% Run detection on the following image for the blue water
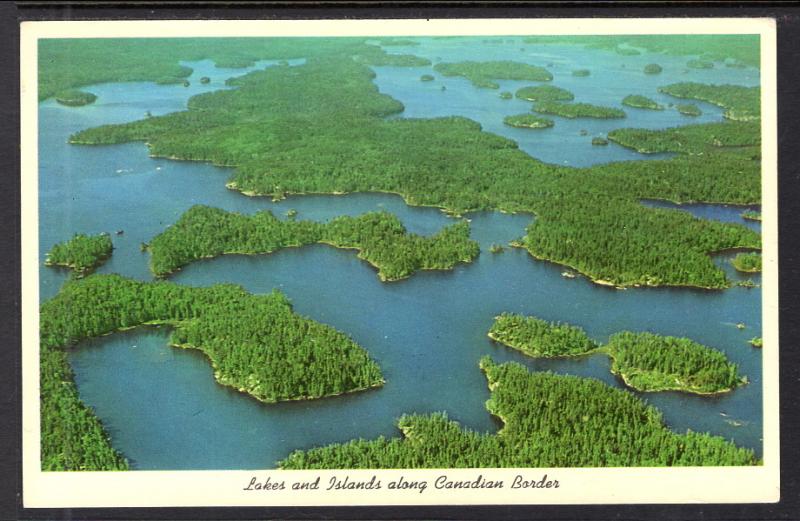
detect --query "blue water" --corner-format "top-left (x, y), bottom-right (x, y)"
top-left (39, 42), bottom-right (763, 469)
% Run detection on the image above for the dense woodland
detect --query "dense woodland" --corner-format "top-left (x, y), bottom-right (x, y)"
top-left (502, 114), bottom-right (554, 129)
top-left (489, 314), bottom-right (743, 393)
top-left (279, 358), bottom-right (757, 468)
top-left (148, 206), bottom-right (479, 281)
top-left (622, 94), bottom-right (664, 110)
top-left (69, 56), bottom-right (761, 289)
top-left (606, 332), bottom-right (744, 393)
top-left (676, 103), bottom-right (702, 117)
top-left (488, 313), bottom-right (599, 357)
top-left (731, 252), bottom-right (762, 273)
top-left (532, 101), bottom-right (626, 119)
top-left (658, 82), bottom-right (761, 121)
top-left (607, 121), bottom-right (760, 154)
top-left (45, 233), bottom-right (113, 274)
top-left (432, 61), bottom-right (552, 89)
top-left (40, 274), bottom-right (384, 469)
top-left (54, 89), bottom-right (97, 106)
top-left (515, 85), bottom-right (574, 102)
top-left (644, 64), bottom-right (663, 74)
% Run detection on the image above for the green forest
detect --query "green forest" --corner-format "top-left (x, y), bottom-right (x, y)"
top-left (515, 85), bottom-right (574, 102)
top-left (502, 114), bottom-right (554, 129)
top-left (148, 205), bottom-right (479, 281)
top-left (67, 55), bottom-right (761, 289)
top-left (607, 120), bottom-right (759, 154)
top-left (676, 103), bottom-right (702, 117)
top-left (40, 274), bottom-right (384, 469)
top-left (45, 233), bottom-right (113, 274)
top-left (432, 60), bottom-right (552, 89)
top-left (532, 101), bottom-right (626, 119)
top-left (731, 252), bottom-right (762, 273)
top-left (644, 63), bottom-right (663, 74)
top-left (658, 82), bottom-right (760, 121)
top-left (622, 94), bottom-right (664, 110)
top-left (54, 89), bottom-right (97, 106)
top-left (488, 313), bottom-right (599, 357)
top-left (489, 314), bottom-right (743, 394)
top-left (278, 358), bottom-right (757, 468)
top-left (742, 209), bottom-right (762, 221)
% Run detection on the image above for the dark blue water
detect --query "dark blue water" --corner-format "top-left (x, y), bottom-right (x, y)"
top-left (40, 44), bottom-right (763, 470)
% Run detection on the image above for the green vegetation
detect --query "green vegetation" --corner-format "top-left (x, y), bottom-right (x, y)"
top-left (54, 89), bottom-right (97, 106)
top-left (279, 358), bottom-right (757, 468)
top-left (749, 337), bottom-right (763, 348)
top-left (378, 38), bottom-right (419, 46)
top-left (644, 63), bottom-right (663, 74)
top-left (622, 94), bottom-right (664, 110)
top-left (489, 314), bottom-right (743, 394)
top-left (499, 91), bottom-right (512, 100)
top-left (607, 120), bottom-right (759, 155)
top-left (658, 82), bottom-right (760, 121)
top-left (572, 69), bottom-right (590, 77)
top-left (45, 233), bottom-right (112, 274)
top-left (737, 279), bottom-right (758, 288)
top-left (488, 313), bottom-right (599, 357)
top-left (591, 137), bottom-right (609, 146)
top-left (742, 209), bottom-right (761, 221)
top-left (147, 206), bottom-right (479, 281)
top-left (489, 244), bottom-right (504, 253)
top-left (199, 76), bottom-right (210, 84)
top-left (606, 332), bottom-right (744, 394)
top-left (420, 74), bottom-right (435, 82)
top-left (522, 35), bottom-right (759, 68)
top-left (532, 101), bottom-right (626, 119)
top-left (40, 274), bottom-right (384, 469)
top-left (502, 114), bottom-right (554, 129)
top-left (616, 46), bottom-right (641, 56)
top-left (433, 60), bottom-right (552, 89)
top-left (731, 252), bottom-right (762, 273)
top-left (69, 50), bottom-right (760, 290)
top-left (676, 103), bottom-right (702, 117)
top-left (514, 84), bottom-right (574, 102)
top-left (687, 59), bottom-right (714, 69)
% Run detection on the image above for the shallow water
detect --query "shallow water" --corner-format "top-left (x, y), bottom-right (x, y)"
top-left (40, 42), bottom-right (763, 469)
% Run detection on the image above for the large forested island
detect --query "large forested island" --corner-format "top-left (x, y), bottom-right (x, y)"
top-left (40, 274), bottom-right (384, 470)
top-left (67, 53), bottom-right (761, 289)
top-left (147, 205), bottom-right (479, 281)
top-left (432, 60), bottom-right (552, 89)
top-left (279, 358), bottom-right (757, 468)
top-left (45, 233), bottom-right (113, 274)
top-left (502, 114), bottom-right (554, 129)
top-left (531, 101), bottom-right (626, 119)
top-left (489, 314), bottom-right (743, 394)
top-left (658, 82), bottom-right (760, 121)
top-left (514, 85), bottom-right (574, 102)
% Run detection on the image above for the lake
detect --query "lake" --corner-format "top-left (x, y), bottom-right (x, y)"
top-left (39, 40), bottom-right (763, 469)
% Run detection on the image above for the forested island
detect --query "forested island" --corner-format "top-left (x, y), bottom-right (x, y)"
top-left (731, 252), bottom-right (762, 273)
top-left (591, 137), bottom-right (609, 146)
top-left (742, 210), bottom-right (762, 221)
top-left (499, 91), bottom-right (513, 100)
top-left (644, 63), bottom-right (663, 74)
top-left (676, 103), bottom-right (702, 117)
top-left (147, 205), bottom-right (479, 281)
top-left (67, 51), bottom-right (760, 290)
top-left (433, 60), bottom-right (552, 89)
top-left (45, 233), bottom-right (113, 275)
top-left (514, 85), bottom-right (574, 102)
top-left (532, 101), bottom-right (626, 119)
top-left (420, 74), bottom-right (435, 82)
top-left (659, 82), bottom-right (760, 121)
top-left (279, 358), bottom-right (757, 468)
top-left (54, 89), bottom-right (98, 106)
top-left (489, 314), bottom-right (743, 394)
top-left (607, 120), bottom-right (759, 154)
top-left (622, 94), bottom-right (664, 110)
top-left (40, 274), bottom-right (384, 470)
top-left (502, 114), bottom-right (554, 129)
top-left (571, 69), bottom-right (590, 77)
top-left (687, 59), bottom-right (715, 69)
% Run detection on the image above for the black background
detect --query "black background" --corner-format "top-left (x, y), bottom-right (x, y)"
top-left (3, 2), bottom-right (799, 520)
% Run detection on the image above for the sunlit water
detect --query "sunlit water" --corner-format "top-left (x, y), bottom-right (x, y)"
top-left (39, 44), bottom-right (763, 469)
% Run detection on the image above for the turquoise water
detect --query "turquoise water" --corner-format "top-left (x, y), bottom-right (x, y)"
top-left (40, 43), bottom-right (763, 469)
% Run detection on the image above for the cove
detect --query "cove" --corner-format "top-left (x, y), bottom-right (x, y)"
top-left (44, 45), bottom-right (762, 469)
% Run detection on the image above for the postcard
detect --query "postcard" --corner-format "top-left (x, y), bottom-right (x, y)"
top-left (21, 17), bottom-right (779, 508)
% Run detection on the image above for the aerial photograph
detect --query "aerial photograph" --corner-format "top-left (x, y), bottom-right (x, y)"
top-left (36, 33), bottom-right (764, 472)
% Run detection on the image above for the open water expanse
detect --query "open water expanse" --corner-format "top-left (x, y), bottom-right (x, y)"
top-left (38, 40), bottom-right (763, 469)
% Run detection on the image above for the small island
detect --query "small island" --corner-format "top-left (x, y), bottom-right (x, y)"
top-left (489, 244), bottom-right (504, 253)
top-left (591, 137), bottom-right (609, 146)
top-left (499, 91), bottom-right (513, 99)
top-left (503, 114), bottom-right (555, 129)
top-left (731, 252), bottom-right (762, 273)
top-left (658, 82), bottom-right (760, 121)
top-left (489, 314), bottom-right (745, 395)
top-left (676, 103), bottom-right (703, 116)
top-left (54, 89), bottom-right (98, 107)
top-left (749, 337), bottom-right (763, 348)
top-left (278, 358), bottom-right (757, 469)
top-left (199, 76), bottom-right (211, 84)
top-left (644, 63), bottom-right (663, 74)
top-left (532, 101), bottom-right (626, 119)
top-left (741, 209), bottom-right (762, 221)
top-left (420, 74), bottom-right (435, 82)
top-left (687, 59), bottom-right (715, 69)
top-left (622, 94), bottom-right (664, 110)
top-left (433, 60), bottom-right (552, 89)
top-left (147, 205), bottom-right (480, 282)
top-left (572, 69), bottom-right (590, 77)
top-left (514, 84), bottom-right (574, 102)
top-left (45, 233), bottom-right (113, 275)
